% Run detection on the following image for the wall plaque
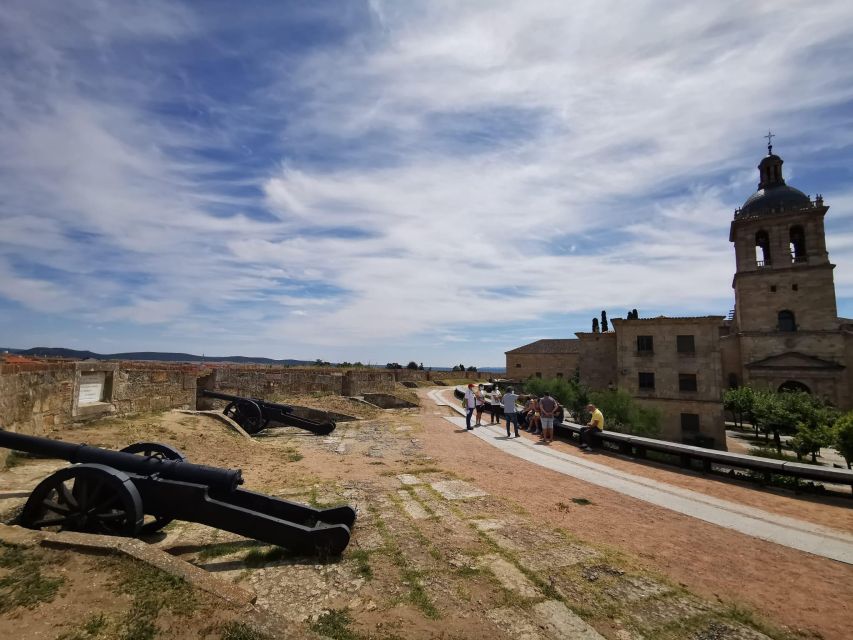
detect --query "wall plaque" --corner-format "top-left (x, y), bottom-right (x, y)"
top-left (78, 372), bottom-right (106, 405)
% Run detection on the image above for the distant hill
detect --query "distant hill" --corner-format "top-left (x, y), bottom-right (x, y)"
top-left (0, 347), bottom-right (313, 366)
top-left (1, 347), bottom-right (504, 371)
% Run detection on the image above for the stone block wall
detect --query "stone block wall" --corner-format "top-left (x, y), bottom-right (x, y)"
top-left (0, 362), bottom-right (76, 437)
top-left (577, 332), bottom-right (617, 391)
top-left (211, 366), bottom-right (346, 398)
top-left (506, 353), bottom-right (579, 380)
top-left (111, 362), bottom-right (200, 415)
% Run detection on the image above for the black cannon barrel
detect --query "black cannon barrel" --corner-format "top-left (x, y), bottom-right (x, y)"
top-left (0, 429), bottom-right (242, 492)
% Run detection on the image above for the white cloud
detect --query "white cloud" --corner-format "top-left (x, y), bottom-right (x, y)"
top-left (1, 1), bottom-right (853, 364)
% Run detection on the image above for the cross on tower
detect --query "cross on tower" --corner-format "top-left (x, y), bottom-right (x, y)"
top-left (765, 130), bottom-right (775, 154)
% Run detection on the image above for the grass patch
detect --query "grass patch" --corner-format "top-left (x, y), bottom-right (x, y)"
top-left (348, 549), bottom-right (374, 580)
top-left (0, 542), bottom-right (65, 614)
top-left (310, 608), bottom-right (359, 640)
top-left (219, 621), bottom-right (273, 640)
top-left (748, 446), bottom-right (801, 463)
top-left (243, 546), bottom-right (296, 567)
top-left (57, 613), bottom-right (110, 639)
top-left (197, 540), bottom-right (261, 561)
top-left (2, 450), bottom-right (32, 469)
top-left (369, 505), bottom-right (440, 620)
top-left (283, 447), bottom-right (303, 462)
top-left (103, 555), bottom-right (198, 639)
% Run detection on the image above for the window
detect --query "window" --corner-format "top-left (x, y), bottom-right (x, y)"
top-left (778, 310), bottom-right (796, 332)
top-left (535, 372), bottom-right (542, 378)
top-left (679, 373), bottom-right (698, 392)
top-left (727, 373), bottom-right (739, 389)
top-left (789, 225), bottom-right (806, 262)
top-left (681, 413), bottom-right (700, 433)
top-left (515, 363), bottom-right (521, 368)
top-left (556, 372), bottom-right (564, 378)
top-left (676, 335), bottom-right (695, 353)
top-left (755, 230), bottom-right (771, 266)
top-left (638, 372), bottom-right (655, 389)
top-left (770, 285), bottom-right (777, 292)
top-left (637, 335), bottom-right (654, 353)
top-left (792, 284), bottom-right (798, 291)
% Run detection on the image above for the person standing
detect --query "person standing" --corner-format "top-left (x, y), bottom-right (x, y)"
top-left (474, 385), bottom-right (486, 426)
top-left (580, 403), bottom-right (604, 451)
top-left (489, 386), bottom-right (502, 424)
top-left (502, 387), bottom-right (520, 438)
top-left (539, 392), bottom-right (558, 445)
top-left (464, 384), bottom-right (476, 430)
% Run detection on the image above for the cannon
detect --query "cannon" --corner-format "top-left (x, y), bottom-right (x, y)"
top-left (0, 429), bottom-right (355, 555)
top-left (199, 390), bottom-right (336, 436)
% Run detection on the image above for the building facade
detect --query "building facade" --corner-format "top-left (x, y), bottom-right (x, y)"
top-left (505, 146), bottom-right (853, 449)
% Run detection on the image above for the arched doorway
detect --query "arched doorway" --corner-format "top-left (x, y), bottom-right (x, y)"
top-left (778, 380), bottom-right (810, 393)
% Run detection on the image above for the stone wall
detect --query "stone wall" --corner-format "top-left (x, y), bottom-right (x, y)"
top-left (734, 265), bottom-right (838, 332)
top-left (612, 317), bottom-right (725, 447)
top-left (506, 353), bottom-right (579, 380)
top-left (634, 397), bottom-right (726, 447)
top-left (0, 362), bottom-right (75, 438)
top-left (577, 332), bottom-right (617, 391)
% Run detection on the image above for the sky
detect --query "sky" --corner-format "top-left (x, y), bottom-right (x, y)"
top-left (1, 1), bottom-right (853, 367)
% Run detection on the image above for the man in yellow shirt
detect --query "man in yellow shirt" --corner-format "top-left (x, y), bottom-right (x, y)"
top-left (580, 403), bottom-right (604, 451)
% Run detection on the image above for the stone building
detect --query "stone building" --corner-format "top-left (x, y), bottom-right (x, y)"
top-left (505, 144), bottom-right (853, 448)
top-left (505, 339), bottom-right (579, 380)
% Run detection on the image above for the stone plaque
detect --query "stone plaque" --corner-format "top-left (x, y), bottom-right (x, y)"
top-left (78, 372), bottom-right (106, 405)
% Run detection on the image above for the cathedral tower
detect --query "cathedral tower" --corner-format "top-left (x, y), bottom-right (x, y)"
top-left (723, 137), bottom-right (848, 402)
top-left (730, 141), bottom-right (836, 333)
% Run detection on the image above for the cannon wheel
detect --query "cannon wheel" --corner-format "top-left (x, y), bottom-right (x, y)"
top-left (223, 399), bottom-right (266, 434)
top-left (120, 442), bottom-right (186, 534)
top-left (20, 463), bottom-right (143, 536)
top-left (120, 441), bottom-right (187, 462)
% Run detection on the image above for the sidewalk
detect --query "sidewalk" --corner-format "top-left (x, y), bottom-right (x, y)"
top-left (428, 388), bottom-right (853, 565)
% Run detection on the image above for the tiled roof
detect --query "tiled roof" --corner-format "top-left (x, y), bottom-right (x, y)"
top-left (505, 339), bottom-right (580, 355)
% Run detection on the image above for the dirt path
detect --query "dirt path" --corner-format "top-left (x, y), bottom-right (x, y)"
top-left (417, 388), bottom-right (853, 639)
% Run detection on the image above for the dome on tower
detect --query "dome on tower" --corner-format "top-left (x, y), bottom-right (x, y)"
top-left (736, 145), bottom-right (812, 219)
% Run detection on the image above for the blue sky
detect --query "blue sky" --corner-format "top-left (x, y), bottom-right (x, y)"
top-left (1, 1), bottom-right (853, 367)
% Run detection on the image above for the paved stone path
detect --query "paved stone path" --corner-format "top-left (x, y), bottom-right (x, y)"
top-left (427, 389), bottom-right (853, 565)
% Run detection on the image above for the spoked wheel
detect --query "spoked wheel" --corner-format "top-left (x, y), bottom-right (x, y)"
top-left (20, 464), bottom-right (143, 536)
top-left (223, 399), bottom-right (266, 434)
top-left (120, 441), bottom-right (187, 462)
top-left (119, 442), bottom-right (186, 534)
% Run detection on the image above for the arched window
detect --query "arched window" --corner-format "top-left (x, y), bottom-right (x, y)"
top-left (789, 225), bottom-right (806, 262)
top-left (779, 380), bottom-right (810, 393)
top-left (755, 230), bottom-right (771, 266)
top-left (778, 310), bottom-right (796, 332)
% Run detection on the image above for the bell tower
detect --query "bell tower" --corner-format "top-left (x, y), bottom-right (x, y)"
top-left (729, 138), bottom-right (836, 333)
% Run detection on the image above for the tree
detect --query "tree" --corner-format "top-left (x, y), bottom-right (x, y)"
top-left (406, 361), bottom-right (418, 370)
top-left (588, 388), bottom-right (661, 437)
top-left (790, 421), bottom-right (833, 463)
top-left (832, 412), bottom-right (853, 469)
top-left (385, 362), bottom-right (401, 369)
top-left (601, 310), bottom-right (608, 332)
top-left (466, 366), bottom-right (478, 372)
top-left (722, 387), bottom-right (756, 431)
top-left (592, 318), bottom-right (599, 333)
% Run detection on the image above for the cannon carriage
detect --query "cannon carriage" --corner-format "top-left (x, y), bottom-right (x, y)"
top-left (0, 429), bottom-right (355, 555)
top-left (199, 389), bottom-right (337, 436)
